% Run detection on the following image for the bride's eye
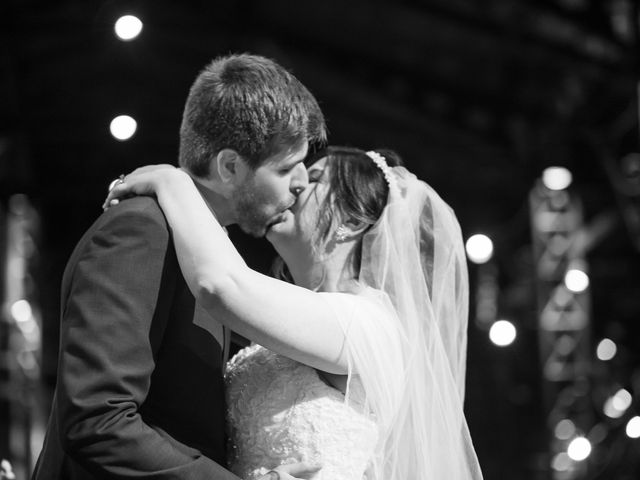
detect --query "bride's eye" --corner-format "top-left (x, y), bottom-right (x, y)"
top-left (308, 170), bottom-right (322, 183)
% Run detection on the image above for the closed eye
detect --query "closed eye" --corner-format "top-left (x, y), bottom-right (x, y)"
top-left (308, 170), bottom-right (323, 183)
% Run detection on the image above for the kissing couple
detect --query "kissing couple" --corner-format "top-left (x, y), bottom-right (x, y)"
top-left (33, 53), bottom-right (483, 480)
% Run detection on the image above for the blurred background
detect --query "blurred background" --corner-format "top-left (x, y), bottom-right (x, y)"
top-left (1, 0), bottom-right (639, 479)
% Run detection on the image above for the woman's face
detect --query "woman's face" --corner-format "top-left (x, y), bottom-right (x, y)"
top-left (266, 156), bottom-right (334, 256)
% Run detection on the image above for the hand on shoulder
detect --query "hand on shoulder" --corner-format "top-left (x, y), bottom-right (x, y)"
top-left (102, 164), bottom-right (189, 210)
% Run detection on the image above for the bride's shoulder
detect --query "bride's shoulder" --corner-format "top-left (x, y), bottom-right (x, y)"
top-left (318, 287), bottom-right (393, 320)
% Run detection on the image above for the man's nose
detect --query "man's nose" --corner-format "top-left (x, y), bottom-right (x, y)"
top-left (290, 163), bottom-right (309, 196)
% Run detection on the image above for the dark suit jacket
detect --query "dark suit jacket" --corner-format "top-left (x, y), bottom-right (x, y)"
top-left (32, 197), bottom-right (240, 479)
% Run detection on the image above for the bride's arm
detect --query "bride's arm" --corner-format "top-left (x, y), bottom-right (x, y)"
top-left (108, 168), bottom-right (349, 374)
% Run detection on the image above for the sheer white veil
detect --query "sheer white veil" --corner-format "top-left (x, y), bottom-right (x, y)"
top-left (344, 163), bottom-right (483, 479)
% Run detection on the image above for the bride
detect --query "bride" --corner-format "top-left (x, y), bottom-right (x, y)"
top-left (105, 146), bottom-right (483, 480)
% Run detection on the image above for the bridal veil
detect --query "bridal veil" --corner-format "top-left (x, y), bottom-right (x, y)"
top-left (335, 165), bottom-right (483, 479)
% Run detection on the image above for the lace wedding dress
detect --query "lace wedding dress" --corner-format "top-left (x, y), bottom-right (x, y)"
top-left (225, 343), bottom-right (378, 480)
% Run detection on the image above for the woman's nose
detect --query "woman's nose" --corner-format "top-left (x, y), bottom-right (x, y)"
top-left (290, 164), bottom-right (309, 195)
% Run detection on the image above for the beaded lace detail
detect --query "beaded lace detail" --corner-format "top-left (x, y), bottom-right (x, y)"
top-left (225, 344), bottom-right (378, 480)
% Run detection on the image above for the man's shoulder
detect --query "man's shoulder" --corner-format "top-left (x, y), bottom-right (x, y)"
top-left (75, 197), bottom-right (170, 251)
top-left (98, 196), bottom-right (168, 229)
top-left (62, 197), bottom-right (174, 291)
top-left (110, 196), bottom-right (166, 219)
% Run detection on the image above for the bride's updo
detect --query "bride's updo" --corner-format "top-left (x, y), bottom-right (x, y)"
top-left (313, 146), bottom-right (403, 246)
top-left (273, 146), bottom-right (404, 281)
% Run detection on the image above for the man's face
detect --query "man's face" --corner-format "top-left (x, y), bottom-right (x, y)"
top-left (232, 140), bottom-right (309, 237)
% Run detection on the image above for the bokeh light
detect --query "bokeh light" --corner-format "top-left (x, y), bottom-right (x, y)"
top-left (604, 388), bottom-right (632, 418)
top-left (542, 166), bottom-right (573, 191)
top-left (604, 397), bottom-right (625, 418)
top-left (114, 15), bottom-right (143, 41)
top-left (567, 437), bottom-right (591, 461)
top-left (11, 299), bottom-right (32, 323)
top-left (612, 388), bottom-right (633, 411)
top-left (110, 115), bottom-right (137, 141)
top-left (626, 416), bottom-right (640, 439)
top-left (551, 452), bottom-right (572, 472)
top-left (554, 419), bottom-right (576, 440)
top-left (596, 338), bottom-right (617, 361)
top-left (465, 234), bottom-right (493, 264)
top-left (489, 320), bottom-right (516, 347)
top-left (564, 268), bottom-right (589, 293)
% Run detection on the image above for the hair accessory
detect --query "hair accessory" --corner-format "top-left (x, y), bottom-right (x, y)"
top-left (335, 224), bottom-right (349, 242)
top-left (366, 151), bottom-right (400, 198)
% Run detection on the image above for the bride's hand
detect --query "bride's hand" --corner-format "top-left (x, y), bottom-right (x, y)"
top-left (102, 164), bottom-right (184, 210)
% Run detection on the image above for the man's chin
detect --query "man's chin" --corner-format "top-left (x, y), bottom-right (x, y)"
top-left (265, 212), bottom-right (295, 238)
top-left (236, 221), bottom-right (269, 238)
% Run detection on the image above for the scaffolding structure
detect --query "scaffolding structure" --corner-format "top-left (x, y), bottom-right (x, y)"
top-left (529, 179), bottom-right (593, 479)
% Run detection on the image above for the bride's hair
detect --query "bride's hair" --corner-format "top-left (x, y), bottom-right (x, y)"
top-left (272, 146), bottom-right (404, 282)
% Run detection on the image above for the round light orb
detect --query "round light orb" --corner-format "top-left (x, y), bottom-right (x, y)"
top-left (596, 338), bottom-right (617, 361)
top-left (465, 234), bottom-right (494, 264)
top-left (554, 419), bottom-right (576, 440)
top-left (603, 396), bottom-right (625, 419)
top-left (612, 388), bottom-right (632, 412)
top-left (110, 115), bottom-right (137, 141)
top-left (626, 416), bottom-right (640, 439)
top-left (551, 452), bottom-right (572, 472)
top-left (114, 15), bottom-right (143, 41)
top-left (489, 320), bottom-right (516, 347)
top-left (567, 436), bottom-right (591, 461)
top-left (542, 166), bottom-right (573, 191)
top-left (564, 268), bottom-right (589, 293)
top-left (11, 299), bottom-right (32, 323)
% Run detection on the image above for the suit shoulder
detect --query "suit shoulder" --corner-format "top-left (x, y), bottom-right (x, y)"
top-left (111, 196), bottom-right (167, 222)
top-left (100, 196), bottom-right (168, 229)
top-left (79, 197), bottom-right (171, 249)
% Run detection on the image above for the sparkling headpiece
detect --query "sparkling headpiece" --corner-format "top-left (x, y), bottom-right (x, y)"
top-left (366, 151), bottom-right (400, 198)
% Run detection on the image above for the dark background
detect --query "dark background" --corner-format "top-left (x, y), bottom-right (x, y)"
top-left (1, 1), bottom-right (640, 478)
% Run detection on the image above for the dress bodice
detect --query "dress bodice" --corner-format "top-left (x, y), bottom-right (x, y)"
top-left (225, 344), bottom-right (378, 480)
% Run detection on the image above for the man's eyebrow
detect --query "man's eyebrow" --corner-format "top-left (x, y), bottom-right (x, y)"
top-left (279, 155), bottom-right (302, 168)
top-left (288, 157), bottom-right (305, 168)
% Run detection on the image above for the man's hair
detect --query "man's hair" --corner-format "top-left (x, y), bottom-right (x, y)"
top-left (179, 53), bottom-right (326, 176)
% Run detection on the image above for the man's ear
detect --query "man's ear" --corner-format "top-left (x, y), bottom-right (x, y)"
top-left (215, 149), bottom-right (247, 184)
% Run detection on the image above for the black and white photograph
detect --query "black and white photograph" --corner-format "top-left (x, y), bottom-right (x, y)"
top-left (1, 1), bottom-right (639, 479)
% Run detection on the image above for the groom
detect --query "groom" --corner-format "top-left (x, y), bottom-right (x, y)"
top-left (33, 54), bottom-right (326, 479)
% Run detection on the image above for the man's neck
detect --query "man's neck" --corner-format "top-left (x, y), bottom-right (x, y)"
top-left (190, 175), bottom-right (235, 227)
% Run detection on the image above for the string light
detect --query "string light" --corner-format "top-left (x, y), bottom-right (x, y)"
top-left (465, 234), bottom-right (493, 264)
top-left (114, 15), bottom-right (143, 41)
top-left (542, 166), bottom-right (573, 191)
top-left (564, 268), bottom-right (589, 293)
top-left (110, 115), bottom-right (137, 141)
top-left (612, 388), bottom-right (632, 411)
top-left (551, 452), bottom-right (572, 472)
top-left (554, 419), bottom-right (576, 440)
top-left (626, 416), bottom-right (640, 439)
top-left (596, 338), bottom-right (617, 361)
top-left (604, 389), bottom-right (632, 418)
top-left (489, 320), bottom-right (516, 347)
top-left (11, 299), bottom-right (32, 323)
top-left (567, 436), bottom-right (591, 461)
